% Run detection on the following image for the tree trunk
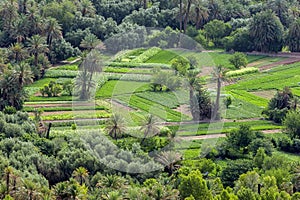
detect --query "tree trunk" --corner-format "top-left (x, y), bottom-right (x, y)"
top-left (179, 0), bottom-right (183, 33)
top-left (183, 0), bottom-right (192, 33)
top-left (213, 77), bottom-right (221, 120)
top-left (46, 123), bottom-right (52, 139)
top-left (195, 7), bottom-right (201, 29)
top-left (143, 0), bottom-right (147, 9)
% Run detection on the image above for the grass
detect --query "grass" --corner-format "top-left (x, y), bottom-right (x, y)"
top-left (44, 70), bottom-right (78, 78)
top-left (96, 80), bottom-right (151, 98)
top-left (116, 94), bottom-right (191, 122)
top-left (225, 98), bottom-right (264, 119)
top-left (28, 96), bottom-right (73, 102)
top-left (227, 90), bottom-right (269, 108)
top-left (39, 110), bottom-right (111, 120)
top-left (27, 78), bottom-right (56, 88)
top-left (23, 105), bottom-right (108, 112)
top-left (52, 64), bottom-right (79, 71)
top-left (173, 120), bottom-right (282, 136)
top-left (136, 91), bottom-right (189, 109)
top-left (146, 50), bottom-right (179, 64)
top-left (226, 63), bottom-right (300, 92)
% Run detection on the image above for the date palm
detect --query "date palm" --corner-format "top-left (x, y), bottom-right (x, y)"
top-left (96, 174), bottom-right (126, 190)
top-left (80, 33), bottom-right (104, 51)
top-left (72, 167), bottom-right (89, 185)
top-left (193, 1), bottom-right (209, 29)
top-left (156, 151), bottom-right (182, 175)
top-left (80, 0), bottom-right (96, 17)
top-left (0, 0), bottom-right (18, 32)
top-left (13, 62), bottom-right (34, 88)
top-left (44, 17), bottom-right (62, 49)
top-left (12, 14), bottom-right (29, 43)
top-left (105, 113), bottom-right (126, 140)
top-left (3, 166), bottom-right (14, 195)
top-left (140, 114), bottom-right (160, 144)
top-left (27, 35), bottom-right (49, 67)
top-left (9, 43), bottom-right (27, 63)
top-left (212, 65), bottom-right (226, 120)
top-left (75, 70), bottom-right (95, 100)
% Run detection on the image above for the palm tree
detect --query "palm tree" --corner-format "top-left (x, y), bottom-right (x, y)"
top-left (96, 174), bottom-right (126, 190)
top-left (0, 0), bottom-right (18, 32)
top-left (72, 167), bottom-right (89, 185)
top-left (27, 35), bottom-right (49, 67)
top-left (193, 1), bottom-right (209, 29)
top-left (13, 62), bottom-right (34, 88)
top-left (81, 50), bottom-right (103, 94)
top-left (75, 70), bottom-right (95, 100)
top-left (105, 114), bottom-right (126, 140)
top-left (183, 0), bottom-right (193, 33)
top-left (3, 167), bottom-right (13, 195)
top-left (44, 17), bottom-right (62, 49)
top-left (80, 0), bottom-right (96, 17)
top-left (12, 14), bottom-right (29, 43)
top-left (80, 33), bottom-right (104, 51)
top-left (140, 114), bottom-right (160, 144)
top-left (9, 43), bottom-right (27, 63)
top-left (156, 151), bottom-right (182, 175)
top-left (212, 65), bottom-right (226, 120)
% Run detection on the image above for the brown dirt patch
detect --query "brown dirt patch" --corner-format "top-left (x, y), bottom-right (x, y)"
top-left (251, 90), bottom-right (277, 100)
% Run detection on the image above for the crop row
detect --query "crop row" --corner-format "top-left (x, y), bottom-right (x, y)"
top-left (131, 47), bottom-right (161, 63)
top-left (44, 70), bottom-right (78, 78)
top-left (136, 91), bottom-right (189, 109)
top-left (108, 62), bottom-right (171, 69)
top-left (117, 95), bottom-right (190, 122)
top-left (24, 105), bottom-right (108, 112)
top-left (40, 110), bottom-right (111, 121)
top-left (171, 120), bottom-right (282, 136)
top-left (227, 63), bottom-right (300, 91)
top-left (227, 90), bottom-right (269, 107)
top-left (53, 64), bottom-right (79, 71)
top-left (225, 67), bottom-right (258, 77)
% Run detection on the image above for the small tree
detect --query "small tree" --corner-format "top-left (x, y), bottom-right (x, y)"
top-left (283, 111), bottom-right (300, 139)
top-left (229, 52), bottom-right (248, 69)
top-left (224, 96), bottom-right (232, 108)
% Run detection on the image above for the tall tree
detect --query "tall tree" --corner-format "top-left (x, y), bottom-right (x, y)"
top-left (44, 17), bottom-right (62, 50)
top-left (27, 35), bottom-right (49, 67)
top-left (249, 10), bottom-right (284, 52)
top-left (72, 167), bottom-right (89, 185)
top-left (286, 18), bottom-right (300, 52)
top-left (140, 114), bottom-right (160, 144)
top-left (156, 151), bottom-right (182, 175)
top-left (105, 114), bottom-right (126, 140)
top-left (212, 65), bottom-right (226, 120)
top-left (8, 43), bottom-right (27, 63)
top-left (13, 62), bottom-right (33, 88)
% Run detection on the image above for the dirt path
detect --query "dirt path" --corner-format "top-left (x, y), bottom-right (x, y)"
top-left (180, 129), bottom-right (282, 141)
top-left (259, 57), bottom-right (300, 71)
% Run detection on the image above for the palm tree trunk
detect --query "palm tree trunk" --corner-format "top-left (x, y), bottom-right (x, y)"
top-left (179, 0), bottom-right (183, 33)
top-left (143, 0), bottom-right (147, 9)
top-left (195, 7), bottom-right (201, 29)
top-left (213, 78), bottom-right (221, 120)
top-left (183, 0), bottom-right (192, 33)
top-left (34, 53), bottom-right (38, 67)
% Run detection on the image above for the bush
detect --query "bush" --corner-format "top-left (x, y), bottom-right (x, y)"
top-left (229, 52), bottom-right (248, 69)
top-left (225, 67), bottom-right (258, 77)
top-left (3, 106), bottom-right (17, 115)
top-left (4, 123), bottom-right (24, 137)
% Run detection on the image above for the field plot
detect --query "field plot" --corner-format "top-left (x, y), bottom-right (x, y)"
top-left (226, 63), bottom-right (300, 92)
top-left (116, 94), bottom-right (191, 122)
top-left (173, 120), bottom-right (282, 136)
top-left (96, 80), bottom-right (150, 98)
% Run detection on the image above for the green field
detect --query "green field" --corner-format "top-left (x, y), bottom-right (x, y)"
top-left (96, 80), bottom-right (150, 98)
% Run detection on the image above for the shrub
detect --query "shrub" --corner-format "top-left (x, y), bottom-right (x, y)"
top-left (3, 106), bottom-right (17, 115)
top-left (225, 67), bottom-right (258, 77)
top-left (229, 52), bottom-right (248, 69)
